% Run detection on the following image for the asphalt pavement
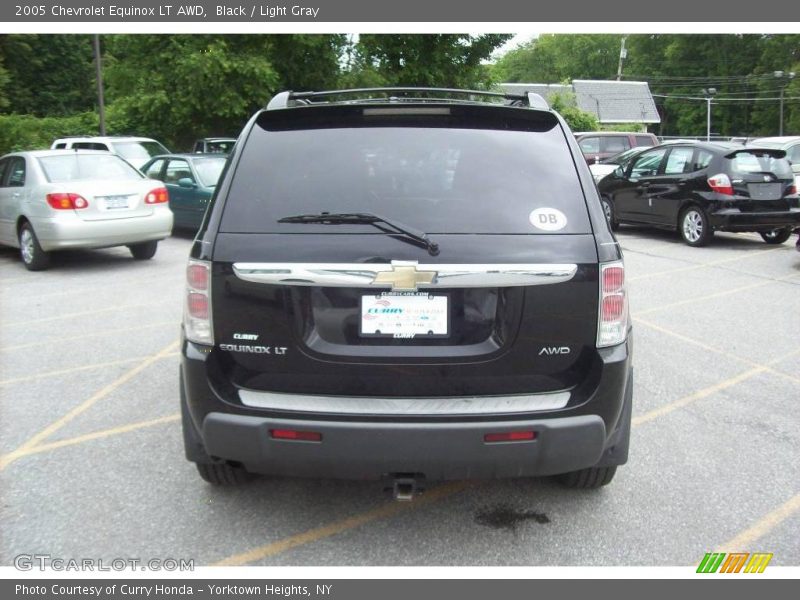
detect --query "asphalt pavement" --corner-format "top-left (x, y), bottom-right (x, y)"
top-left (1, 227), bottom-right (798, 567)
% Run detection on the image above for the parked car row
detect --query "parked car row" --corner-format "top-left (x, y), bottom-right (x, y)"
top-left (589, 138), bottom-right (800, 247)
top-left (0, 134), bottom-right (235, 270)
top-left (0, 150), bottom-right (174, 270)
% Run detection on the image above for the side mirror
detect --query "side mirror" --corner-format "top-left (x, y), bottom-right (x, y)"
top-left (177, 177), bottom-right (196, 188)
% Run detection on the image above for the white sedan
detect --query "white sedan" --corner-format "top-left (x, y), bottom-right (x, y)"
top-left (0, 150), bottom-right (173, 271)
top-left (589, 146), bottom-right (652, 183)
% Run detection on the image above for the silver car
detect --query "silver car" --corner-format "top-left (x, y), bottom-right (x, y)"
top-left (0, 150), bottom-right (174, 271)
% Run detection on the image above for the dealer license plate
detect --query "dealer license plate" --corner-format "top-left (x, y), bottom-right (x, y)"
top-left (360, 293), bottom-right (448, 338)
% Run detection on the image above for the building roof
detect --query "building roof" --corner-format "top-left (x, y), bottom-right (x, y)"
top-left (499, 83), bottom-right (572, 102)
top-left (499, 80), bottom-right (661, 124)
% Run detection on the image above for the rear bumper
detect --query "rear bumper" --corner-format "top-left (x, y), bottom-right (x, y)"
top-left (181, 335), bottom-right (633, 480)
top-left (200, 413), bottom-right (606, 480)
top-left (32, 209), bottom-right (173, 251)
top-left (709, 208), bottom-right (800, 232)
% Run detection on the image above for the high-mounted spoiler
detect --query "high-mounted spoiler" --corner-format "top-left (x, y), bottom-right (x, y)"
top-left (266, 87), bottom-right (550, 111)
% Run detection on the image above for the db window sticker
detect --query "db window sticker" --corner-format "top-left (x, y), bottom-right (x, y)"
top-left (529, 208), bottom-right (568, 231)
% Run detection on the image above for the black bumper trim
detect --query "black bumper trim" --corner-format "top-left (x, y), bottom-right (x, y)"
top-left (201, 412), bottom-right (606, 480)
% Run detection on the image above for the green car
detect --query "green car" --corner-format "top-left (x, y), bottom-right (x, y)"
top-left (141, 153), bottom-right (227, 231)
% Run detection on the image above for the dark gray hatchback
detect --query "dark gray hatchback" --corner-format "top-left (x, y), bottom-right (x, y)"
top-left (180, 88), bottom-right (633, 495)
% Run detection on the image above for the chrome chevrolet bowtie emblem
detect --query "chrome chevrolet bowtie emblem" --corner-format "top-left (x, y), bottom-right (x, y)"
top-left (372, 261), bottom-right (437, 291)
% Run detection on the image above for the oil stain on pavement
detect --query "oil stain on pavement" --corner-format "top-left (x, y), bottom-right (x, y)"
top-left (475, 504), bottom-right (550, 531)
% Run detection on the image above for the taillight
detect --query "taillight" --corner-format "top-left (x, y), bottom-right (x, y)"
top-left (788, 184), bottom-right (797, 195)
top-left (184, 260), bottom-right (213, 344)
top-left (707, 173), bottom-right (734, 196)
top-left (145, 187), bottom-right (169, 204)
top-left (46, 193), bottom-right (89, 210)
top-left (597, 261), bottom-right (628, 348)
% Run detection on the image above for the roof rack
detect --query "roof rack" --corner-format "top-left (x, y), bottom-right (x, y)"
top-left (266, 87), bottom-right (549, 111)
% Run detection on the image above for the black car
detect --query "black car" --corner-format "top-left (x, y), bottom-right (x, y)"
top-left (180, 88), bottom-right (633, 494)
top-left (192, 137), bottom-right (237, 154)
top-left (597, 142), bottom-right (800, 246)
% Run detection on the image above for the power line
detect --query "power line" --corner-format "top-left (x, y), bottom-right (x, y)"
top-left (653, 93), bottom-right (800, 102)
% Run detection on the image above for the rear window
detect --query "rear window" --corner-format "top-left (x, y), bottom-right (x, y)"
top-left (111, 141), bottom-right (170, 160)
top-left (600, 136), bottom-right (630, 153)
top-left (221, 111), bottom-right (591, 235)
top-left (38, 154), bottom-right (143, 182)
top-left (726, 151), bottom-right (793, 180)
top-left (193, 157), bottom-right (226, 187)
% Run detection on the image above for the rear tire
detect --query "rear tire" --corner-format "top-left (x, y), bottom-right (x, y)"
top-left (601, 197), bottom-right (619, 231)
top-left (556, 466), bottom-right (617, 489)
top-left (128, 240), bottom-right (158, 260)
top-left (679, 207), bottom-right (712, 247)
top-left (18, 222), bottom-right (51, 271)
top-left (759, 228), bottom-right (792, 244)
top-left (196, 462), bottom-right (253, 486)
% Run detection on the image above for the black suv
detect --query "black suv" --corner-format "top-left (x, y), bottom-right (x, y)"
top-left (597, 142), bottom-right (800, 246)
top-left (180, 88), bottom-right (633, 494)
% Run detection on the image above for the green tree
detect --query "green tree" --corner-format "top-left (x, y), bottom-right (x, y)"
top-left (343, 34), bottom-right (512, 89)
top-left (103, 35), bottom-right (281, 149)
top-left (0, 56), bottom-right (10, 112)
top-left (0, 34), bottom-right (95, 116)
top-left (549, 92), bottom-right (598, 132)
top-left (269, 34), bottom-right (347, 91)
top-left (493, 34), bottom-right (622, 83)
top-left (624, 34), bottom-right (782, 137)
top-left (747, 35), bottom-right (800, 135)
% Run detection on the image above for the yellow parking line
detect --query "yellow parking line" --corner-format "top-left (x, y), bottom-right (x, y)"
top-left (214, 480), bottom-right (472, 566)
top-left (0, 273), bottom-right (179, 301)
top-left (0, 321), bottom-right (177, 353)
top-left (631, 367), bottom-right (767, 428)
top-left (716, 493), bottom-right (800, 553)
top-left (635, 273), bottom-right (798, 316)
top-left (628, 245), bottom-right (788, 282)
top-left (632, 347), bottom-right (800, 428)
top-left (0, 339), bottom-right (179, 471)
top-left (0, 357), bottom-right (149, 386)
top-left (3, 300), bottom-right (174, 327)
top-left (0, 352), bottom-right (179, 386)
top-left (9, 414), bottom-right (180, 460)
top-left (633, 317), bottom-right (800, 386)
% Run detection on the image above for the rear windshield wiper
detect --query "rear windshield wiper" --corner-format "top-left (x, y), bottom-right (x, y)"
top-left (278, 212), bottom-right (440, 256)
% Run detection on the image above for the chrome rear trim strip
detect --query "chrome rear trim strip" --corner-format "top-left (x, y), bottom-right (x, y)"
top-left (233, 261), bottom-right (578, 289)
top-left (238, 390), bottom-right (571, 414)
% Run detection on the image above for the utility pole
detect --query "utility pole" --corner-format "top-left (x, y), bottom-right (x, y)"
top-left (93, 34), bottom-right (106, 136)
top-left (616, 36), bottom-right (628, 81)
top-left (774, 70), bottom-right (796, 136)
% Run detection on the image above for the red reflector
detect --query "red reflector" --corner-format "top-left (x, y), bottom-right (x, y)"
top-left (601, 294), bottom-right (625, 321)
top-left (187, 264), bottom-right (208, 291)
top-left (484, 431), bottom-right (536, 443)
top-left (145, 187), bottom-right (169, 204)
top-left (46, 193), bottom-right (89, 210)
top-left (187, 292), bottom-right (208, 319)
top-left (602, 266), bottom-right (624, 293)
top-left (270, 429), bottom-right (322, 442)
